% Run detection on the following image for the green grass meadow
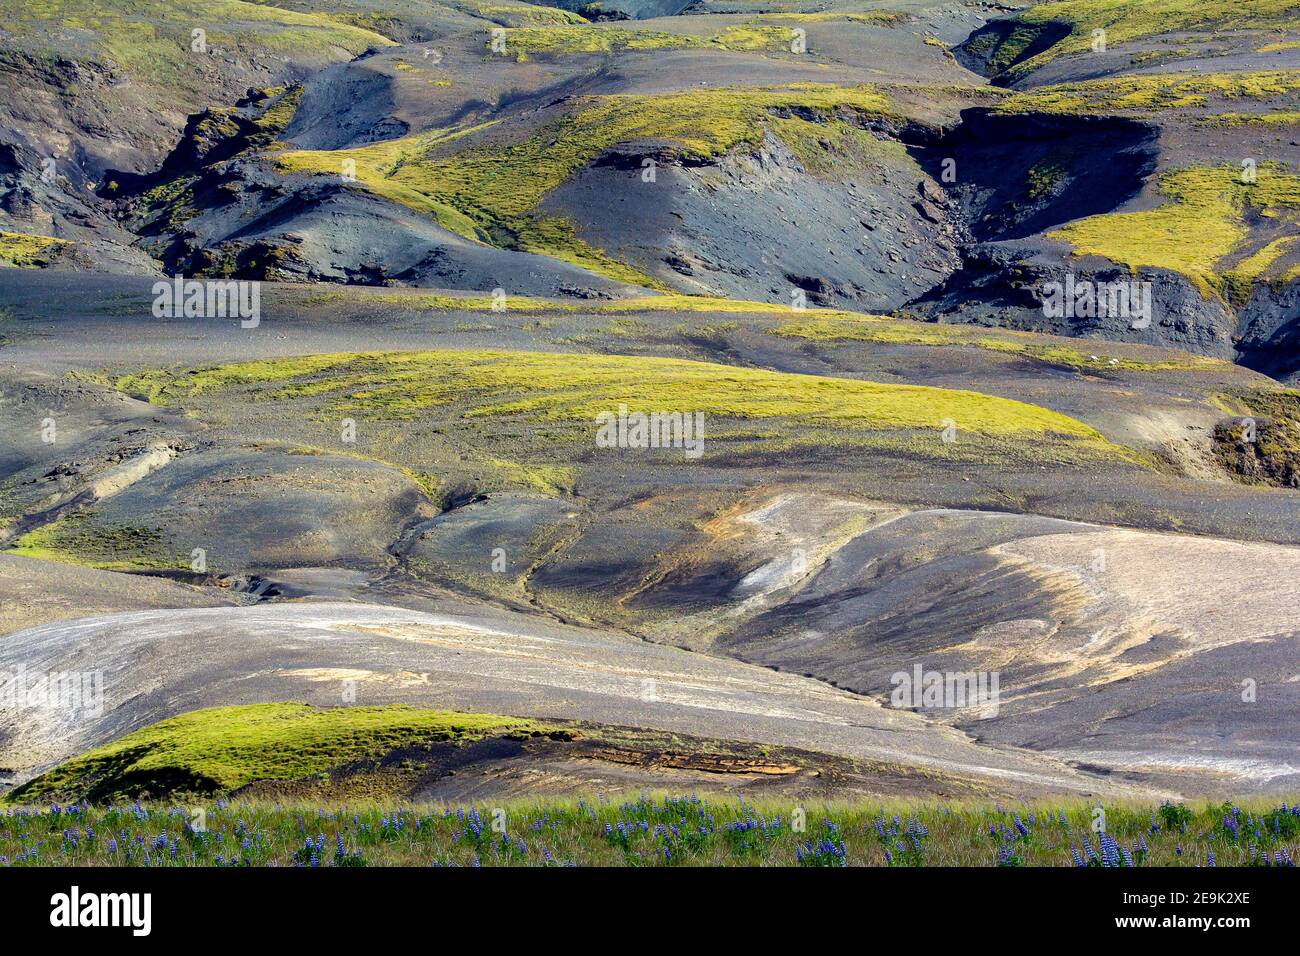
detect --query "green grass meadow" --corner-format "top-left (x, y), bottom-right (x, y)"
top-left (3, 795), bottom-right (1297, 867)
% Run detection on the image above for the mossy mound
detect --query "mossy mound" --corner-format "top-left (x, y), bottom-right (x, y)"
top-left (994, 72), bottom-right (1300, 116)
top-left (0, 231), bottom-right (72, 268)
top-left (274, 84), bottom-right (896, 286)
top-left (0, 0), bottom-right (395, 88)
top-left (6, 512), bottom-right (184, 572)
top-left (1212, 390), bottom-right (1300, 488)
top-left (485, 23), bottom-right (797, 60)
top-left (10, 703), bottom-right (553, 803)
top-left (108, 347), bottom-right (1138, 474)
top-left (971, 0), bottom-right (1300, 82)
top-left (114, 348), bottom-right (1115, 442)
top-left (1048, 163), bottom-right (1300, 299)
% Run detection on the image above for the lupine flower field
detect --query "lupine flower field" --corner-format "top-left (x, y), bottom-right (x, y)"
top-left (2, 795), bottom-right (1297, 867)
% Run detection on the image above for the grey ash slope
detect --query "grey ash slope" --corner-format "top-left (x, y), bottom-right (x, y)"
top-left (97, 20), bottom-right (987, 305)
top-left (943, 3), bottom-right (1300, 373)
top-left (2, 2), bottom-right (1300, 801)
top-left (3, 1), bottom-right (1296, 376)
top-left (1, 598), bottom-right (1156, 800)
top-left (3, 273), bottom-right (1300, 797)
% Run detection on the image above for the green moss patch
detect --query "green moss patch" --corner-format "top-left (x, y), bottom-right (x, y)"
top-left (450, 0), bottom-right (586, 27)
top-left (1048, 163), bottom-right (1300, 298)
top-left (988, 1), bottom-right (1300, 81)
top-left (0, 231), bottom-right (72, 268)
top-left (995, 71), bottom-right (1300, 115)
top-left (0, 0), bottom-right (395, 95)
top-left (6, 512), bottom-right (183, 571)
top-left (10, 703), bottom-right (553, 802)
top-left (485, 23), bottom-right (811, 61)
top-left (1200, 110), bottom-right (1300, 127)
top-left (775, 315), bottom-right (1222, 372)
top-left (275, 85), bottom-right (896, 286)
top-left (1212, 389), bottom-right (1300, 488)
top-left (114, 348), bottom-right (1128, 468)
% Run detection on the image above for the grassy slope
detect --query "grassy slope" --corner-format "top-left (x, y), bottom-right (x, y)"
top-left (261, 0), bottom-right (588, 31)
top-left (1204, 110), bottom-right (1300, 128)
top-left (447, 0), bottom-right (586, 26)
top-left (1212, 387), bottom-right (1300, 487)
top-left (984, 0), bottom-right (1300, 81)
top-left (274, 85), bottom-right (897, 286)
top-left (488, 24), bottom-right (793, 60)
top-left (290, 290), bottom-right (1226, 372)
top-left (0, 231), bottom-right (71, 268)
top-left (479, 13), bottom-right (912, 60)
top-left (0, 0), bottom-right (395, 164)
top-left (993, 71), bottom-right (1300, 115)
top-left (990, 73), bottom-right (1300, 297)
top-left (1049, 164), bottom-right (1300, 298)
top-left (2, 792), bottom-right (1296, 866)
top-left (0, 0), bottom-right (396, 74)
top-left (112, 348), bottom-right (1118, 445)
top-left (9, 703), bottom-right (552, 802)
top-left (7, 512), bottom-right (184, 572)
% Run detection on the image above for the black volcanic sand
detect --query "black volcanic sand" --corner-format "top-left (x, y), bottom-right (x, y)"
top-left (2, 271), bottom-right (1299, 797)
top-left (2, 1), bottom-right (1299, 801)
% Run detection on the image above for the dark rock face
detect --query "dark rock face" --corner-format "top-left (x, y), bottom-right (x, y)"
top-left (155, 168), bottom-right (637, 295)
top-left (0, 134), bottom-right (160, 274)
top-left (1214, 416), bottom-right (1300, 489)
top-left (917, 242), bottom-right (1238, 358)
top-left (922, 110), bottom-right (1161, 244)
top-left (101, 87), bottom-right (635, 295)
top-left (534, 0), bottom-right (696, 20)
top-left (953, 17), bottom-right (1075, 84)
top-left (901, 110), bottom-right (1260, 361)
top-left (545, 132), bottom-right (962, 312)
top-left (1235, 282), bottom-right (1300, 382)
top-left (283, 60), bottom-right (408, 152)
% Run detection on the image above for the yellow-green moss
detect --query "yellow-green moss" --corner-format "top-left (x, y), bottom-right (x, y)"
top-left (485, 23), bottom-right (801, 61)
top-left (1025, 160), bottom-right (1068, 201)
top-left (0, 231), bottom-right (71, 268)
top-left (710, 25), bottom-right (796, 51)
top-left (6, 512), bottom-right (183, 571)
top-left (1200, 110), bottom-right (1300, 127)
top-left (9, 703), bottom-right (552, 802)
top-left (1224, 236), bottom-right (1300, 299)
top-left (994, 1), bottom-right (1300, 81)
top-left (117, 348), bottom-right (1120, 447)
top-left (450, 0), bottom-right (587, 27)
top-left (1048, 163), bottom-right (1300, 297)
top-left (0, 0), bottom-right (395, 92)
top-left (774, 315), bottom-right (1221, 371)
top-left (769, 116), bottom-right (915, 175)
top-left (345, 291), bottom-right (808, 316)
top-left (756, 11), bottom-right (907, 25)
top-left (994, 71), bottom-right (1300, 115)
top-left (275, 85), bottom-right (894, 286)
top-left (292, 288), bottom-right (1233, 370)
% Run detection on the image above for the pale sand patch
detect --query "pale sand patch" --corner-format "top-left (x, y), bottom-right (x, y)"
top-left (998, 528), bottom-right (1300, 648)
top-left (276, 667), bottom-right (431, 688)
